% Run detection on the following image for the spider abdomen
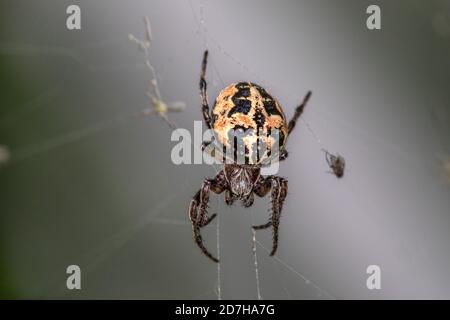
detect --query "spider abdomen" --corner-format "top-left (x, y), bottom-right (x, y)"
top-left (212, 82), bottom-right (288, 164)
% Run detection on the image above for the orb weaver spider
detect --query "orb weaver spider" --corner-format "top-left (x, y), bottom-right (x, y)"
top-left (189, 50), bottom-right (312, 262)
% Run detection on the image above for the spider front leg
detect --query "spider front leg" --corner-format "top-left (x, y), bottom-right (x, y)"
top-left (189, 171), bottom-right (227, 262)
top-left (288, 91), bottom-right (312, 135)
top-left (199, 50), bottom-right (213, 129)
top-left (252, 176), bottom-right (288, 256)
top-left (276, 91), bottom-right (311, 163)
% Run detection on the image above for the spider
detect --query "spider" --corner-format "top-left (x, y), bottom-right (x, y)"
top-left (189, 50), bottom-right (311, 262)
top-left (323, 150), bottom-right (345, 178)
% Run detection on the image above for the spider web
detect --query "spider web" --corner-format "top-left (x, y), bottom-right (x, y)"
top-left (0, 0), bottom-right (335, 300)
top-left (2, 0), bottom-right (450, 300)
top-left (187, 0), bottom-right (335, 300)
top-left (0, 0), bottom-right (358, 300)
top-left (0, 7), bottom-right (218, 298)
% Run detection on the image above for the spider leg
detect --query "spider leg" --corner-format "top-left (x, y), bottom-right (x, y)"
top-left (252, 221), bottom-right (272, 230)
top-left (279, 148), bottom-right (288, 162)
top-left (225, 190), bottom-right (235, 205)
top-left (270, 177), bottom-right (288, 256)
top-left (242, 193), bottom-right (255, 207)
top-left (200, 50), bottom-right (213, 129)
top-left (201, 213), bottom-right (217, 227)
top-left (201, 136), bottom-right (215, 151)
top-left (189, 183), bottom-right (218, 262)
top-left (288, 91), bottom-right (312, 135)
top-left (252, 176), bottom-right (288, 256)
top-left (253, 175), bottom-right (272, 198)
top-left (189, 171), bottom-right (227, 263)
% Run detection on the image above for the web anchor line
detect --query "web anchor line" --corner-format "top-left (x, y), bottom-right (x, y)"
top-left (191, 0), bottom-right (225, 301)
top-left (252, 228), bottom-right (262, 300)
top-left (256, 239), bottom-right (335, 299)
top-left (215, 214), bottom-right (222, 300)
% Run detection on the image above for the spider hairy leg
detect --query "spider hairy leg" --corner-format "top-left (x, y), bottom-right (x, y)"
top-left (189, 171), bottom-right (227, 263)
top-left (225, 190), bottom-right (234, 205)
top-left (252, 176), bottom-right (288, 256)
top-left (252, 221), bottom-right (272, 230)
top-left (288, 91), bottom-right (312, 135)
top-left (201, 136), bottom-right (215, 151)
top-left (200, 50), bottom-right (213, 129)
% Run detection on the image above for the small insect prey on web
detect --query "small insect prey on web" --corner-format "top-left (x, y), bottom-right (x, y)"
top-left (323, 149), bottom-right (345, 178)
top-left (128, 17), bottom-right (185, 129)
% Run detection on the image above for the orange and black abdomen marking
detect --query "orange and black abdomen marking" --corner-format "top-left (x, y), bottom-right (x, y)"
top-left (212, 82), bottom-right (288, 164)
top-left (228, 82), bottom-right (252, 116)
top-left (252, 83), bottom-right (283, 118)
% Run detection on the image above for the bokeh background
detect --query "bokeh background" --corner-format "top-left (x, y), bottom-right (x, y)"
top-left (1, 0), bottom-right (450, 299)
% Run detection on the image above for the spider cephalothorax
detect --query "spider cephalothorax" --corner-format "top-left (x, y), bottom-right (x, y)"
top-left (224, 164), bottom-right (260, 203)
top-left (189, 51), bottom-right (311, 262)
